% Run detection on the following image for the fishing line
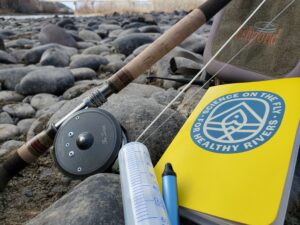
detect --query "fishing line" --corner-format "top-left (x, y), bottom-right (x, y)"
top-left (137, 0), bottom-right (295, 143)
top-left (135, 0), bottom-right (267, 142)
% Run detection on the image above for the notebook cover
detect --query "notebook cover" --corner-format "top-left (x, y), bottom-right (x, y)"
top-left (155, 78), bottom-right (300, 224)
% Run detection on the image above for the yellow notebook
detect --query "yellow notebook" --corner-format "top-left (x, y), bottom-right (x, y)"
top-left (155, 78), bottom-right (300, 225)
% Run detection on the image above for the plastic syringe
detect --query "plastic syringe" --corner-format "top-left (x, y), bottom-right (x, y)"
top-left (118, 142), bottom-right (170, 225)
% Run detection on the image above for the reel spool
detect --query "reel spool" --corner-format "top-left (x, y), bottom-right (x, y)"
top-left (53, 108), bottom-right (127, 179)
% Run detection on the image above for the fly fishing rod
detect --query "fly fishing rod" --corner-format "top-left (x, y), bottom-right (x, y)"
top-left (0, 0), bottom-right (232, 191)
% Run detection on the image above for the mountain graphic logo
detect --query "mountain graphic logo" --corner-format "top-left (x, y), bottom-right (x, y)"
top-left (191, 92), bottom-right (285, 153)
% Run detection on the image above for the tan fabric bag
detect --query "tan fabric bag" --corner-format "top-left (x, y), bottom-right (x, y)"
top-left (204, 0), bottom-right (300, 82)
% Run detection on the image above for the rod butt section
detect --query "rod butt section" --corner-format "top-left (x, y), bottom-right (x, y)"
top-left (0, 151), bottom-right (28, 192)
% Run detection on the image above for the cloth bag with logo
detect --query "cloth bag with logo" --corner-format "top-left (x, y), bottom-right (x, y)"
top-left (203, 0), bottom-right (300, 82)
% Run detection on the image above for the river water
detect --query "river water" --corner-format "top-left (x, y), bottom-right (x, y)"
top-left (0, 14), bottom-right (77, 19)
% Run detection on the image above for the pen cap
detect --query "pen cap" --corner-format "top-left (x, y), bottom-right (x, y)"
top-left (162, 163), bottom-right (177, 177)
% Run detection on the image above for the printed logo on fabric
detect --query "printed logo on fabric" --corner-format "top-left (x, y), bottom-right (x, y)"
top-left (236, 21), bottom-right (282, 45)
top-left (191, 91), bottom-right (285, 153)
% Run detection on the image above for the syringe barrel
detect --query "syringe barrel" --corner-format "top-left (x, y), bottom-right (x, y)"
top-left (118, 142), bottom-right (170, 225)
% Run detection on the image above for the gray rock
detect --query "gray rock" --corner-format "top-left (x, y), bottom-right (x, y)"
top-left (177, 86), bottom-right (207, 117)
top-left (17, 118), bottom-right (35, 134)
top-left (76, 42), bottom-right (95, 49)
top-left (48, 86), bottom-right (102, 125)
top-left (63, 80), bottom-right (103, 100)
top-left (79, 30), bottom-right (101, 42)
top-left (23, 188), bottom-right (34, 198)
top-left (39, 24), bottom-right (77, 48)
top-left (23, 44), bottom-right (77, 65)
top-left (70, 55), bottom-right (108, 70)
top-left (0, 140), bottom-right (24, 157)
top-left (5, 38), bottom-right (35, 49)
top-left (10, 50), bottom-right (29, 64)
top-left (3, 103), bottom-right (36, 119)
top-left (139, 25), bottom-right (161, 33)
top-left (113, 33), bottom-right (154, 56)
top-left (36, 100), bottom-right (66, 118)
top-left (101, 61), bottom-right (125, 74)
top-left (104, 54), bottom-right (126, 63)
top-left (27, 114), bottom-right (51, 141)
top-left (26, 174), bottom-right (124, 225)
top-left (150, 88), bottom-right (182, 107)
top-left (0, 112), bottom-right (14, 124)
top-left (70, 68), bottom-right (97, 81)
top-left (22, 96), bottom-right (33, 104)
top-left (108, 29), bottom-right (123, 38)
top-left (56, 19), bottom-right (75, 28)
top-left (30, 93), bottom-right (59, 110)
top-left (0, 124), bottom-right (20, 143)
top-left (118, 28), bottom-right (140, 36)
top-left (0, 91), bottom-right (24, 107)
top-left (98, 24), bottom-right (121, 32)
top-left (101, 90), bottom-right (185, 164)
top-left (180, 34), bottom-right (207, 55)
top-left (82, 45), bottom-right (110, 55)
top-left (39, 167), bottom-right (54, 180)
top-left (40, 48), bottom-right (70, 67)
top-left (0, 67), bottom-right (36, 90)
top-left (0, 29), bottom-right (15, 38)
top-left (16, 68), bottom-right (75, 95)
top-left (0, 50), bottom-right (17, 64)
top-left (0, 36), bottom-right (4, 50)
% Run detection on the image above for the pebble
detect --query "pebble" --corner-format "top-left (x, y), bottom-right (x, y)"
top-left (26, 174), bottom-right (124, 225)
top-left (30, 93), bottom-right (59, 110)
top-left (113, 33), bottom-right (154, 56)
top-left (79, 30), bottom-right (101, 42)
top-left (0, 50), bottom-right (17, 64)
top-left (35, 100), bottom-right (66, 118)
top-left (0, 91), bottom-right (24, 107)
top-left (39, 24), bottom-right (77, 48)
top-left (0, 67), bottom-right (37, 90)
top-left (0, 140), bottom-right (24, 157)
top-left (22, 188), bottom-right (34, 198)
top-left (40, 48), bottom-right (70, 67)
top-left (70, 68), bottom-right (97, 81)
top-left (17, 118), bottom-right (35, 134)
top-left (63, 80), bottom-right (103, 100)
top-left (0, 124), bottom-right (20, 143)
top-left (0, 112), bottom-right (14, 124)
top-left (5, 38), bottom-right (34, 49)
top-left (16, 68), bottom-right (75, 95)
top-left (81, 45), bottom-right (110, 55)
top-left (3, 103), bottom-right (36, 119)
top-left (23, 44), bottom-right (77, 65)
top-left (70, 55), bottom-right (108, 70)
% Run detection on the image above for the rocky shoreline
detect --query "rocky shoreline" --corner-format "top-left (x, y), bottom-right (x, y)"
top-left (0, 12), bottom-right (299, 225)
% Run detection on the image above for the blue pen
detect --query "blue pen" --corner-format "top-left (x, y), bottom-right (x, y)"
top-left (162, 163), bottom-right (179, 225)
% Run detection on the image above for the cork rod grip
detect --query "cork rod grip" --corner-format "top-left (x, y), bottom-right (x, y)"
top-left (0, 126), bottom-right (56, 191)
top-left (108, 8), bottom-right (206, 91)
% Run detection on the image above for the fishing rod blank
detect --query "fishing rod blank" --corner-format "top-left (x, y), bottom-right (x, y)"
top-left (0, 0), bottom-right (232, 191)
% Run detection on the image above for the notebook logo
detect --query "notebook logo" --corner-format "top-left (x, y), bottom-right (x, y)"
top-left (191, 91), bottom-right (285, 153)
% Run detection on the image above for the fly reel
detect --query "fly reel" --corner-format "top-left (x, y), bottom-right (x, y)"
top-left (53, 108), bottom-right (127, 179)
